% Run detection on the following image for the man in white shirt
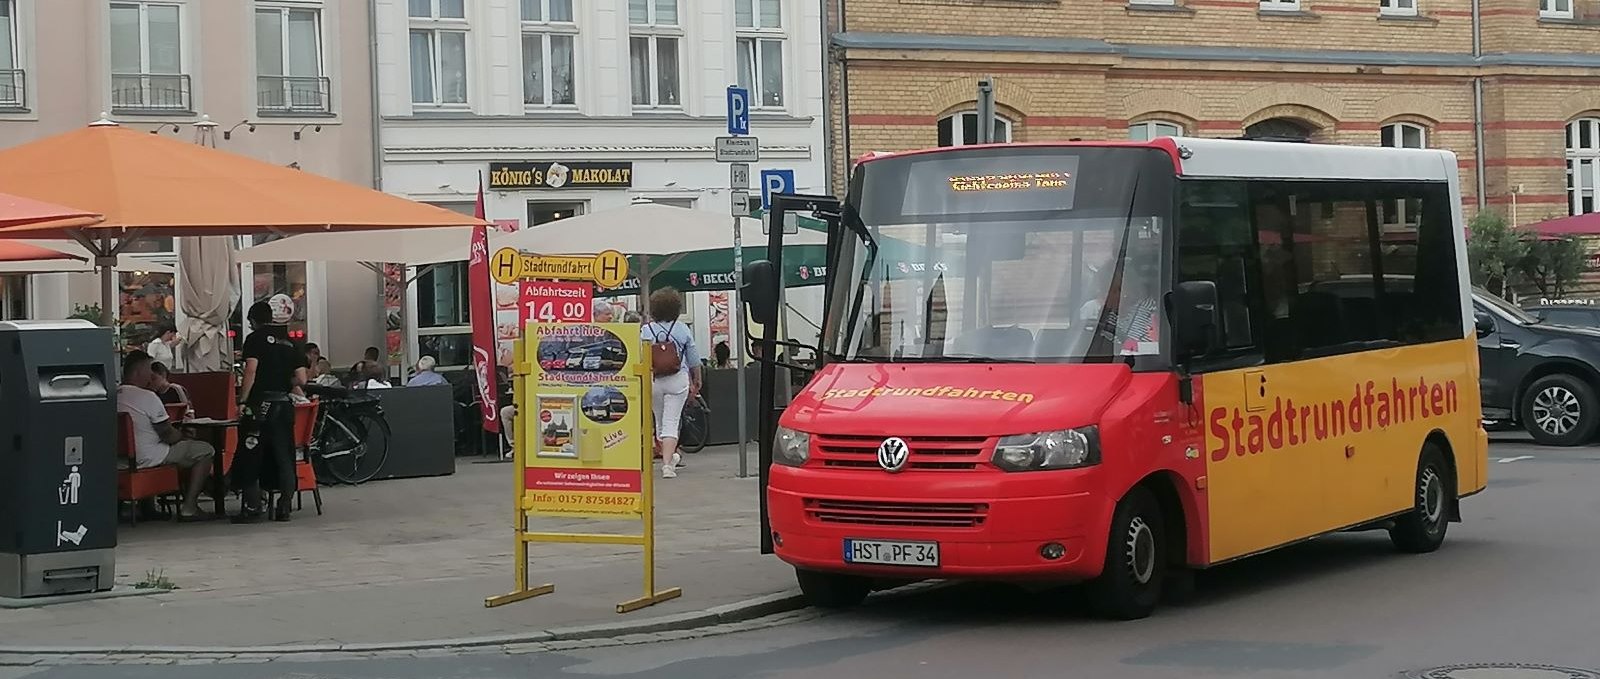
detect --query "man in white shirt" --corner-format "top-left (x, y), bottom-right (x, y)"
top-left (117, 350), bottom-right (215, 520)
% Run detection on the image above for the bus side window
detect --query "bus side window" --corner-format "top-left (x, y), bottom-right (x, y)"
top-left (1176, 180), bottom-right (1261, 357)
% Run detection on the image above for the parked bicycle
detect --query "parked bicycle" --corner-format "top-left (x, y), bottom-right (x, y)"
top-left (678, 393), bottom-right (709, 454)
top-left (304, 385), bottom-right (392, 485)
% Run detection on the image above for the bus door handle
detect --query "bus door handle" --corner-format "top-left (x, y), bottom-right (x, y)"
top-left (1498, 341), bottom-right (1520, 349)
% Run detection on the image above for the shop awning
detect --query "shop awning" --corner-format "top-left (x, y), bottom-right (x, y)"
top-left (1526, 212), bottom-right (1600, 236)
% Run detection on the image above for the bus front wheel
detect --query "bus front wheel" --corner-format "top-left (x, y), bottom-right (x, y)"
top-left (795, 568), bottom-right (871, 609)
top-left (1389, 445), bottom-right (1451, 554)
top-left (1084, 487), bottom-right (1165, 620)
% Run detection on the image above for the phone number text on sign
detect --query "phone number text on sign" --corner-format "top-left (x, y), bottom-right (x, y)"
top-left (519, 281), bottom-right (593, 325)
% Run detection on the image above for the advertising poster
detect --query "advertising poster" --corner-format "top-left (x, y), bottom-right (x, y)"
top-left (522, 322), bottom-right (646, 519)
top-left (708, 292), bottom-right (729, 346)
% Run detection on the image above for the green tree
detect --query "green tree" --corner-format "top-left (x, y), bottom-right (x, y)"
top-left (1521, 235), bottom-right (1588, 297)
top-left (1466, 210), bottom-right (1528, 299)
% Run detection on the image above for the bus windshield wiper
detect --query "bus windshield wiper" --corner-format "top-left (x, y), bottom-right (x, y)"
top-left (913, 355), bottom-right (1034, 364)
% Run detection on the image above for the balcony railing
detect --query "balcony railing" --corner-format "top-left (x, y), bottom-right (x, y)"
top-left (0, 69), bottom-right (24, 109)
top-left (111, 73), bottom-right (193, 113)
top-left (257, 75), bottom-right (332, 116)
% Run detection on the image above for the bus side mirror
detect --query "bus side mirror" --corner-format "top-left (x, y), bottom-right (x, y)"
top-left (1474, 311), bottom-right (1495, 338)
top-left (1166, 281), bottom-right (1220, 360)
top-left (742, 260), bottom-right (779, 326)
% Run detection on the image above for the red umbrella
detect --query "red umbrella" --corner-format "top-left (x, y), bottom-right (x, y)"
top-left (1526, 212), bottom-right (1600, 236)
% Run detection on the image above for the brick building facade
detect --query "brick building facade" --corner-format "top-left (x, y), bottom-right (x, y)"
top-left (825, 0), bottom-right (1600, 228)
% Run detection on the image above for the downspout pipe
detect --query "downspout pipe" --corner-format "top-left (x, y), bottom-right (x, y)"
top-left (368, 0), bottom-right (383, 191)
top-left (819, 0), bottom-right (834, 193)
top-left (835, 0), bottom-right (850, 194)
top-left (1472, 0), bottom-right (1487, 210)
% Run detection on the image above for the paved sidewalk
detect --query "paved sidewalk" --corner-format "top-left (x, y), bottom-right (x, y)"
top-left (0, 445), bottom-right (798, 649)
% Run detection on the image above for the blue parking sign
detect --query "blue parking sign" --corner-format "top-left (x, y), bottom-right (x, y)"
top-left (726, 87), bottom-right (750, 135)
top-left (760, 169), bottom-right (795, 211)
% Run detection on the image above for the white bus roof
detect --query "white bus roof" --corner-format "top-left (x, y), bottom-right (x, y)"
top-left (1172, 137), bottom-right (1458, 183)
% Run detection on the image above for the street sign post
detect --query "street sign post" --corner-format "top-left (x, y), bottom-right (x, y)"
top-left (715, 136), bottom-right (759, 163)
top-left (726, 86), bottom-right (750, 135)
top-left (759, 169), bottom-right (795, 211)
top-left (730, 163), bottom-right (750, 189)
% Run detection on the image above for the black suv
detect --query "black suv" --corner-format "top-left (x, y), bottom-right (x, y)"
top-left (1475, 289), bottom-right (1600, 445)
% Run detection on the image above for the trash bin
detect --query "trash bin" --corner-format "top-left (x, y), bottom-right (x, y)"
top-left (0, 320), bottom-right (118, 598)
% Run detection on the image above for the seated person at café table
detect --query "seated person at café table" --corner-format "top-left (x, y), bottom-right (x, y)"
top-left (117, 350), bottom-right (215, 521)
top-left (149, 361), bottom-right (191, 406)
top-left (406, 355), bottom-right (448, 387)
top-left (310, 357), bottom-right (341, 387)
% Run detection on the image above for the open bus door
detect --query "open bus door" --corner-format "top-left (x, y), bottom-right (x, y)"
top-left (741, 192), bottom-right (843, 555)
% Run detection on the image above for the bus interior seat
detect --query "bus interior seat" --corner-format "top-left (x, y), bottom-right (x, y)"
top-left (1034, 328), bottom-right (1076, 356)
top-left (1292, 291), bottom-right (1345, 348)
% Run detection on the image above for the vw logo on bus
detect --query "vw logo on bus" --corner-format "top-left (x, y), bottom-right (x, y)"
top-left (877, 437), bottom-right (910, 473)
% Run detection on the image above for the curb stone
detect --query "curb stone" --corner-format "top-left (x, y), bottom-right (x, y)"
top-left (0, 590), bottom-right (808, 664)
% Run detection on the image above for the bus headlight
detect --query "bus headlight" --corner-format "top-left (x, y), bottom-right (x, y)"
top-left (993, 427), bottom-right (1099, 471)
top-left (774, 426), bottom-right (811, 467)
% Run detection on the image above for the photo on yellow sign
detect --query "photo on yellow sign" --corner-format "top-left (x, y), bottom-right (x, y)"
top-left (521, 322), bottom-right (647, 519)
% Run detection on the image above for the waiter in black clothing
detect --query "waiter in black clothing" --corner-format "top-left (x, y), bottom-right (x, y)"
top-left (233, 294), bottom-right (307, 523)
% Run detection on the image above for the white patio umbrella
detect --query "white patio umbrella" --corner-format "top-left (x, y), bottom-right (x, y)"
top-left (0, 240), bottom-right (174, 274)
top-left (177, 236), bottom-right (239, 372)
top-left (234, 226), bottom-right (469, 266)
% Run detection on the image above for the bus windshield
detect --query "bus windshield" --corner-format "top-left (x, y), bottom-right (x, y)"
top-left (823, 145), bottom-right (1178, 366)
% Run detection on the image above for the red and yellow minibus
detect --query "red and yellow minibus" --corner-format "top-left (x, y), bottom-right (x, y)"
top-left (742, 137), bottom-right (1488, 619)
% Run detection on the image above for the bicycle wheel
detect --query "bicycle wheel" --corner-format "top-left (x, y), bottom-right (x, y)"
top-left (678, 400), bottom-right (709, 454)
top-left (323, 412), bottom-right (392, 485)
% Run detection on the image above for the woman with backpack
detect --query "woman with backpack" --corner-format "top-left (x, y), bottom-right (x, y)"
top-left (641, 287), bottom-right (700, 479)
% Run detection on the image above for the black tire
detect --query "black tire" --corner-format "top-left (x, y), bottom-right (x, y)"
top-left (1520, 373), bottom-right (1600, 446)
top-left (1390, 445), bottom-right (1451, 553)
top-left (324, 412), bottom-right (391, 485)
top-left (795, 568), bottom-right (871, 609)
top-left (678, 400), bottom-right (708, 454)
top-left (1084, 487), bottom-right (1165, 620)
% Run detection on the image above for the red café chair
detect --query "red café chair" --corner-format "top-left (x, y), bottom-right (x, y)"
top-left (115, 413), bottom-right (182, 525)
top-left (270, 400), bottom-right (323, 516)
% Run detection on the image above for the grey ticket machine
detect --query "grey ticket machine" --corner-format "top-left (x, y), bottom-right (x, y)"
top-left (0, 320), bottom-right (118, 598)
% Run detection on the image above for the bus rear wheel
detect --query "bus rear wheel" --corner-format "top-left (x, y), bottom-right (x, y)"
top-left (1390, 445), bottom-right (1451, 553)
top-left (1084, 487), bottom-right (1165, 620)
top-left (795, 568), bottom-right (871, 609)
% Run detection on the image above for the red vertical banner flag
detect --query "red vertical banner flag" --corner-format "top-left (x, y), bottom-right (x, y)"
top-left (468, 174), bottom-right (501, 433)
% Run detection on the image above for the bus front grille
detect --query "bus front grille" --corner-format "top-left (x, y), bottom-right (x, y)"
top-left (804, 498), bottom-right (989, 528)
top-left (812, 434), bottom-right (990, 471)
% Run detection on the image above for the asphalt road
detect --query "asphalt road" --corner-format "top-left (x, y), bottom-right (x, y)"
top-left (10, 436), bottom-right (1600, 679)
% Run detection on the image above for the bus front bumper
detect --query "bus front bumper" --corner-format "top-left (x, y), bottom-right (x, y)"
top-left (767, 466), bottom-right (1116, 580)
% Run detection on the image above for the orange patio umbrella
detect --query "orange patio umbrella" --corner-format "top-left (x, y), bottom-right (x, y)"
top-left (0, 192), bottom-right (102, 231)
top-left (0, 119), bottom-right (487, 325)
top-left (0, 240), bottom-right (86, 263)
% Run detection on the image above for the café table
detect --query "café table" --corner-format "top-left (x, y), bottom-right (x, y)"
top-left (179, 416), bottom-right (238, 517)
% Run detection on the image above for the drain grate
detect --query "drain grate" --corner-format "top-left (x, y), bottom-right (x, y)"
top-left (1405, 664), bottom-right (1600, 679)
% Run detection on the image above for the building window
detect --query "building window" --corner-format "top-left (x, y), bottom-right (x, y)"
top-left (1566, 118), bottom-right (1600, 216)
top-left (1541, 0), bottom-right (1574, 18)
top-left (735, 0), bottom-right (783, 109)
top-left (409, 0), bottom-right (468, 106)
top-left (629, 0), bottom-right (680, 109)
top-left (1129, 120), bottom-right (1183, 140)
top-left (0, 0), bottom-right (21, 109)
top-left (255, 4), bottom-right (330, 115)
top-left (1260, 0), bottom-right (1300, 10)
top-left (109, 2), bottom-right (191, 113)
top-left (937, 111), bottom-right (1011, 147)
top-left (1379, 0), bottom-right (1418, 16)
top-left (521, 0), bottom-right (576, 107)
top-left (1381, 121), bottom-right (1428, 229)
top-left (0, 274), bottom-right (25, 321)
top-left (1128, 0), bottom-right (1177, 5)
top-left (1245, 117), bottom-right (1314, 141)
top-left (529, 201), bottom-right (586, 226)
